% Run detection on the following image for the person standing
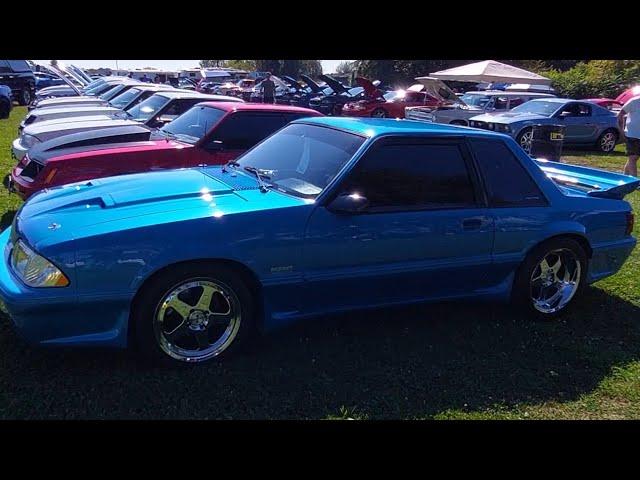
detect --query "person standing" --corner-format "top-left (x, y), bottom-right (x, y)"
top-left (260, 73), bottom-right (276, 104)
top-left (618, 95), bottom-right (640, 177)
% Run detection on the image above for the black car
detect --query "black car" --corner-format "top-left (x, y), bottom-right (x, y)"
top-left (0, 60), bottom-right (36, 106)
top-left (307, 74), bottom-right (364, 116)
top-left (0, 84), bottom-right (12, 119)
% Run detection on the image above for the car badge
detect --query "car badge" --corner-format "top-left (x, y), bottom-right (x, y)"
top-left (48, 223), bottom-right (61, 230)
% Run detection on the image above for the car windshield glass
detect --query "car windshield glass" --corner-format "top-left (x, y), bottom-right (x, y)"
top-left (99, 84), bottom-right (126, 100)
top-left (109, 88), bottom-right (141, 108)
top-left (84, 82), bottom-right (113, 96)
top-left (461, 94), bottom-right (492, 107)
top-left (510, 100), bottom-right (559, 116)
top-left (161, 105), bottom-right (225, 144)
top-left (384, 91), bottom-right (400, 101)
top-left (126, 94), bottom-right (169, 122)
top-left (81, 79), bottom-right (104, 92)
top-left (235, 123), bottom-right (366, 199)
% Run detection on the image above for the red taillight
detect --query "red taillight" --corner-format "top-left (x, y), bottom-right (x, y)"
top-left (626, 212), bottom-right (635, 236)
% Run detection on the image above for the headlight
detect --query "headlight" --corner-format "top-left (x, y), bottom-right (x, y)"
top-left (21, 134), bottom-right (39, 149)
top-left (496, 124), bottom-right (511, 133)
top-left (10, 239), bottom-right (69, 288)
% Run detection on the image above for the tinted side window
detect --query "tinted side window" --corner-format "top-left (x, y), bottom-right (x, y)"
top-left (211, 113), bottom-right (293, 149)
top-left (471, 138), bottom-right (547, 207)
top-left (341, 141), bottom-right (477, 210)
top-left (0, 61), bottom-right (10, 73)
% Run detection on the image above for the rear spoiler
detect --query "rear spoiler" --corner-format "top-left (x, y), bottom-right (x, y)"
top-left (534, 158), bottom-right (640, 200)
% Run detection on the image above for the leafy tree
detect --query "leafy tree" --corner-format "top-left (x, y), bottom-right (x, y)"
top-left (199, 60), bottom-right (225, 68)
top-left (225, 60), bottom-right (256, 71)
top-left (335, 61), bottom-right (355, 75)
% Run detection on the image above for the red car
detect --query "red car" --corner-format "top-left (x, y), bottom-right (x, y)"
top-left (616, 85), bottom-right (640, 105)
top-left (583, 98), bottom-right (624, 111)
top-left (341, 77), bottom-right (441, 118)
top-left (10, 103), bottom-right (321, 199)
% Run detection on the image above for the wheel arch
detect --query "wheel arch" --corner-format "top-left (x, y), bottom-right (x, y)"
top-left (128, 258), bottom-right (264, 343)
top-left (525, 232), bottom-right (593, 260)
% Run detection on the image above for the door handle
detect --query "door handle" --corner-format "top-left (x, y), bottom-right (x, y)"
top-left (462, 218), bottom-right (483, 230)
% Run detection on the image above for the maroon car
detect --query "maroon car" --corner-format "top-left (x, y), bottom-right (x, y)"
top-left (10, 103), bottom-right (321, 199)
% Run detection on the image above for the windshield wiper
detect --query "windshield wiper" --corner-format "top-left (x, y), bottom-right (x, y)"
top-left (222, 160), bottom-right (240, 173)
top-left (243, 166), bottom-right (271, 193)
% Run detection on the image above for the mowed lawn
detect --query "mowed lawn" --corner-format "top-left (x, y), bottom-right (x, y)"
top-left (0, 106), bottom-right (639, 420)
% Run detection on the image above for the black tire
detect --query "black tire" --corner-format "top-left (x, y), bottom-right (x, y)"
top-left (596, 129), bottom-right (618, 153)
top-left (132, 262), bottom-right (256, 366)
top-left (450, 120), bottom-right (467, 126)
top-left (516, 127), bottom-right (534, 154)
top-left (18, 87), bottom-right (32, 106)
top-left (0, 101), bottom-right (9, 119)
top-left (371, 108), bottom-right (388, 118)
top-left (512, 237), bottom-right (588, 320)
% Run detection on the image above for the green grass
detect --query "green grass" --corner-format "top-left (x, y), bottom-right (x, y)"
top-left (0, 108), bottom-right (639, 419)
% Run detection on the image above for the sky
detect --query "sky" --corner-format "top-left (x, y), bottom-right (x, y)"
top-left (32, 60), bottom-right (353, 74)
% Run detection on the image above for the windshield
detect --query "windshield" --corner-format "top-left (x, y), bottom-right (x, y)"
top-left (109, 88), bottom-right (141, 108)
top-left (81, 78), bottom-right (105, 92)
top-left (235, 123), bottom-right (366, 199)
top-left (160, 105), bottom-right (225, 144)
top-left (460, 94), bottom-right (492, 107)
top-left (510, 100), bottom-right (559, 116)
top-left (99, 84), bottom-right (127, 101)
top-left (84, 82), bottom-right (114, 97)
top-left (126, 94), bottom-right (169, 122)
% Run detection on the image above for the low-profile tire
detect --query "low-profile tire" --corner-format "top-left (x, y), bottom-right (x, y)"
top-left (132, 262), bottom-right (255, 366)
top-left (516, 127), bottom-right (534, 154)
top-left (18, 87), bottom-right (32, 106)
top-left (512, 237), bottom-right (588, 320)
top-left (597, 130), bottom-right (618, 153)
top-left (371, 108), bottom-right (388, 118)
top-left (450, 120), bottom-right (467, 126)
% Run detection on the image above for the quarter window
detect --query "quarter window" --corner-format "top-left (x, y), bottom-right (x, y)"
top-left (470, 138), bottom-right (547, 207)
top-left (341, 141), bottom-right (477, 210)
top-left (208, 113), bottom-right (308, 150)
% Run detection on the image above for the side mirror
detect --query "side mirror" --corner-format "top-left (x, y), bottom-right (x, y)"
top-left (327, 193), bottom-right (369, 215)
top-left (206, 140), bottom-right (224, 151)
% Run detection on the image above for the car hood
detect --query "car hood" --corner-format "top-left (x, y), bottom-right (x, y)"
top-left (300, 75), bottom-right (324, 94)
top-left (17, 167), bottom-right (306, 249)
top-left (28, 106), bottom-right (121, 119)
top-left (470, 111), bottom-right (549, 123)
top-left (25, 118), bottom-right (140, 141)
top-left (34, 96), bottom-right (109, 109)
top-left (355, 77), bottom-right (383, 98)
top-left (319, 74), bottom-right (348, 95)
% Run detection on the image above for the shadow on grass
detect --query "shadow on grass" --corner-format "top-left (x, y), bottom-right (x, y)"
top-left (1, 210), bottom-right (16, 230)
top-left (0, 286), bottom-right (639, 419)
top-left (563, 147), bottom-right (627, 158)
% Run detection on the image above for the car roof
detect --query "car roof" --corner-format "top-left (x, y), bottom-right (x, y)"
top-left (295, 117), bottom-right (507, 139)
top-left (155, 91), bottom-right (238, 100)
top-left (465, 91), bottom-right (553, 97)
top-left (197, 102), bottom-right (320, 114)
top-left (528, 97), bottom-right (577, 103)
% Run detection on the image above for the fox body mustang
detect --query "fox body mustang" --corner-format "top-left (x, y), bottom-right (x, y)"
top-left (0, 118), bottom-right (637, 364)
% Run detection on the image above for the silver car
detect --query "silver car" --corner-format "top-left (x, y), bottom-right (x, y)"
top-left (406, 91), bottom-right (554, 126)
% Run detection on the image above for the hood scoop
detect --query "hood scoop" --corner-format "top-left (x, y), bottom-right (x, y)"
top-left (203, 167), bottom-right (261, 191)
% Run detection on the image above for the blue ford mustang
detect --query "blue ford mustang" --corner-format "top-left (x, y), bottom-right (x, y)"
top-left (0, 117), bottom-right (637, 364)
top-left (469, 98), bottom-right (621, 154)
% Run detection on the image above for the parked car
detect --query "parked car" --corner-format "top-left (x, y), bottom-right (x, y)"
top-left (308, 74), bottom-right (364, 115)
top-left (34, 71), bottom-right (67, 90)
top-left (0, 117), bottom-right (636, 364)
top-left (583, 98), bottom-right (624, 112)
top-left (342, 77), bottom-right (441, 118)
top-left (469, 98), bottom-right (622, 153)
top-left (0, 85), bottom-right (11, 119)
top-left (12, 92), bottom-right (241, 161)
top-left (407, 91), bottom-right (554, 126)
top-left (33, 65), bottom-right (103, 101)
top-left (21, 85), bottom-right (177, 131)
top-left (33, 75), bottom-right (131, 105)
top-left (615, 85), bottom-right (640, 105)
top-left (31, 78), bottom-right (140, 110)
top-left (0, 60), bottom-right (36, 105)
top-left (8, 103), bottom-right (321, 199)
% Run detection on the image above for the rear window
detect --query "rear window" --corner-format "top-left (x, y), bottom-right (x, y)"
top-left (470, 138), bottom-right (547, 207)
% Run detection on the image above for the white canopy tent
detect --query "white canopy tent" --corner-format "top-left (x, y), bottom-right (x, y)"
top-left (430, 60), bottom-right (551, 86)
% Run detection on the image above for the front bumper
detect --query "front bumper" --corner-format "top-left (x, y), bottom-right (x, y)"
top-left (0, 227), bottom-right (131, 348)
top-left (11, 138), bottom-right (28, 162)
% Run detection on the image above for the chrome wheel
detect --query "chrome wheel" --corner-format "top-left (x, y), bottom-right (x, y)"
top-left (154, 279), bottom-right (241, 362)
top-left (371, 108), bottom-right (387, 118)
top-left (519, 129), bottom-right (533, 153)
top-left (599, 132), bottom-right (617, 152)
top-left (530, 249), bottom-right (581, 314)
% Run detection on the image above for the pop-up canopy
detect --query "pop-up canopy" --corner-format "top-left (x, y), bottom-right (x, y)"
top-left (430, 60), bottom-right (551, 85)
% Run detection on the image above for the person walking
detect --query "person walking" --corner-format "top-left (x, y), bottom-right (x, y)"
top-left (260, 73), bottom-right (276, 104)
top-left (618, 94), bottom-right (640, 177)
